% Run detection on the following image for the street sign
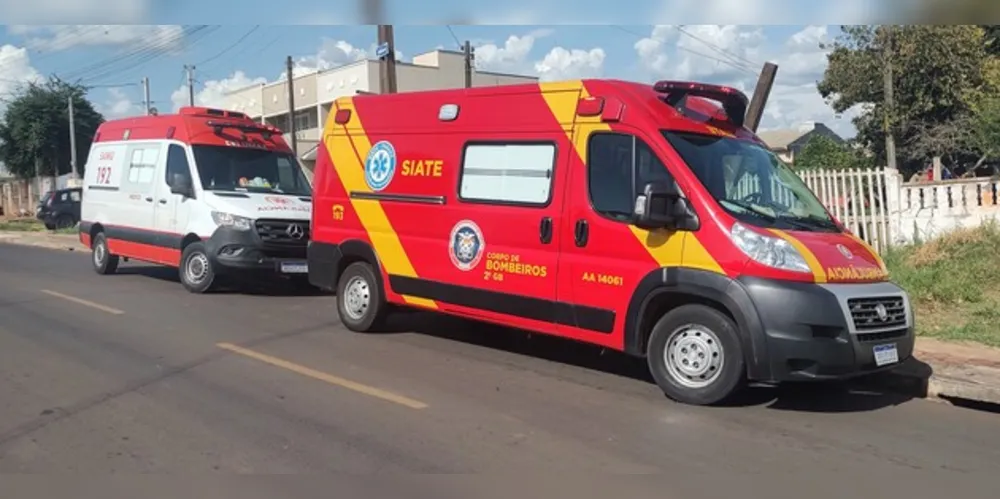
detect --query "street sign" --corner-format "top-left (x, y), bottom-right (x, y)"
top-left (375, 42), bottom-right (390, 59)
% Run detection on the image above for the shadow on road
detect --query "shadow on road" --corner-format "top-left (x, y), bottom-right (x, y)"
top-left (381, 311), bottom-right (925, 414)
top-left (111, 264), bottom-right (328, 297)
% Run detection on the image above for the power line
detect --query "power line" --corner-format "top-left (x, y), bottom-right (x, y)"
top-left (445, 25), bottom-right (462, 48)
top-left (675, 25), bottom-right (759, 69)
top-left (611, 26), bottom-right (758, 76)
top-left (78, 27), bottom-right (219, 85)
top-left (62, 26), bottom-right (214, 83)
top-left (196, 25), bottom-right (259, 66)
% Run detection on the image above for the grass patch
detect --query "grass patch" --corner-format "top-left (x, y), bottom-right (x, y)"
top-left (886, 221), bottom-right (1000, 347)
top-left (0, 218), bottom-right (77, 234)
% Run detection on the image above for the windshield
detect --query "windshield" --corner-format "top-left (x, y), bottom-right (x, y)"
top-left (191, 145), bottom-right (312, 197)
top-left (662, 130), bottom-right (838, 232)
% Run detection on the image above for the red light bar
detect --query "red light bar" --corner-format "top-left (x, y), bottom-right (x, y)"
top-left (653, 80), bottom-right (748, 128)
top-left (205, 120), bottom-right (278, 139)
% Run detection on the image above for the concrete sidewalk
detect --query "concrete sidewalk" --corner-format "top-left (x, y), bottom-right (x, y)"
top-left (2, 229), bottom-right (999, 410)
top-left (0, 231), bottom-right (80, 251)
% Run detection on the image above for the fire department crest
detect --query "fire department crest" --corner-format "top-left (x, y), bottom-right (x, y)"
top-left (364, 140), bottom-right (396, 192)
top-left (449, 220), bottom-right (484, 271)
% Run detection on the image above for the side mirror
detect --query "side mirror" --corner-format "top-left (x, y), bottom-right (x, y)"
top-left (170, 174), bottom-right (194, 197)
top-left (633, 181), bottom-right (698, 231)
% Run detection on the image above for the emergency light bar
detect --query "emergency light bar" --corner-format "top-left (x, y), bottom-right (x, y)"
top-left (205, 120), bottom-right (282, 140)
top-left (653, 81), bottom-right (749, 128)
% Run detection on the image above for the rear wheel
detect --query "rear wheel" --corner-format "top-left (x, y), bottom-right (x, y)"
top-left (646, 304), bottom-right (747, 406)
top-left (336, 262), bottom-right (389, 332)
top-left (179, 242), bottom-right (217, 294)
top-left (91, 232), bottom-right (119, 275)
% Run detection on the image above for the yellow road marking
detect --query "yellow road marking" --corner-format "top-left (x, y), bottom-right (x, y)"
top-left (40, 289), bottom-right (124, 315)
top-left (216, 342), bottom-right (428, 410)
top-left (324, 98), bottom-right (437, 309)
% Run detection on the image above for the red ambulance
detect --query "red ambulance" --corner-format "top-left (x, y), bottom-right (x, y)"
top-left (306, 79), bottom-right (914, 406)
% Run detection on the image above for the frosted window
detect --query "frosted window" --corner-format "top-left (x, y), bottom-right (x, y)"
top-left (127, 146), bottom-right (160, 185)
top-left (459, 143), bottom-right (555, 205)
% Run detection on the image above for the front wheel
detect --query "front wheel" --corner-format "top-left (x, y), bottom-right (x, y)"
top-left (336, 262), bottom-right (389, 332)
top-left (179, 242), bottom-right (217, 294)
top-left (646, 304), bottom-right (747, 406)
top-left (91, 232), bottom-right (119, 275)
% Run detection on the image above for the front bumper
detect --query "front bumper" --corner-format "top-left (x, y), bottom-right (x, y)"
top-left (204, 225), bottom-right (309, 276)
top-left (739, 276), bottom-right (915, 382)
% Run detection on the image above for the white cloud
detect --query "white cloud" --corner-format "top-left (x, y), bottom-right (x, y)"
top-left (647, 0), bottom-right (879, 24)
top-left (475, 29), bottom-right (605, 80)
top-left (534, 47), bottom-right (605, 81)
top-left (95, 87), bottom-right (142, 119)
top-left (171, 70), bottom-right (266, 111)
top-left (0, 44), bottom-right (43, 114)
top-left (10, 25), bottom-right (185, 52)
top-left (633, 24), bottom-right (856, 137)
top-left (0, 0), bottom-right (150, 24)
top-left (285, 38), bottom-right (405, 79)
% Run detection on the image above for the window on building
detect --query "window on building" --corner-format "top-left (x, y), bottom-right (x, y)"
top-left (127, 146), bottom-right (159, 184)
top-left (293, 108), bottom-right (318, 131)
top-left (587, 132), bottom-right (674, 222)
top-left (459, 142), bottom-right (556, 206)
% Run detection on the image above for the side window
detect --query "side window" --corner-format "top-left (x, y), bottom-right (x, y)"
top-left (459, 142), bottom-right (556, 206)
top-left (165, 144), bottom-right (191, 187)
top-left (69, 190), bottom-right (81, 202)
top-left (587, 132), bottom-right (674, 221)
top-left (59, 192), bottom-right (69, 202)
top-left (127, 146), bottom-right (159, 184)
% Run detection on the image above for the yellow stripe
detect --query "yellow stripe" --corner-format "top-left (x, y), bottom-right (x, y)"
top-left (325, 98), bottom-right (437, 309)
top-left (768, 229), bottom-right (828, 283)
top-left (538, 81), bottom-right (723, 274)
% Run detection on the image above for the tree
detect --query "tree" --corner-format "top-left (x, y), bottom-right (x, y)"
top-left (817, 25), bottom-right (997, 176)
top-left (0, 78), bottom-right (104, 179)
top-left (794, 135), bottom-right (874, 171)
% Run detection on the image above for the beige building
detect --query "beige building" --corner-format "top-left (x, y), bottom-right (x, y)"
top-left (223, 49), bottom-right (539, 171)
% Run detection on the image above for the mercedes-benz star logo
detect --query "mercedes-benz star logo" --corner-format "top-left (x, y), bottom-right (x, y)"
top-left (286, 223), bottom-right (305, 240)
top-left (874, 303), bottom-right (889, 321)
top-left (837, 243), bottom-right (853, 259)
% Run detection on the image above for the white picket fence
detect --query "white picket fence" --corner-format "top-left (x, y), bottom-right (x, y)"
top-left (787, 167), bottom-right (1000, 253)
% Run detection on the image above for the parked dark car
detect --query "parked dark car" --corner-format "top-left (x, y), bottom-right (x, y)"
top-left (36, 187), bottom-right (82, 230)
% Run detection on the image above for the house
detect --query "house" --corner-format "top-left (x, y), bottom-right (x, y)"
top-left (223, 49), bottom-right (540, 174)
top-left (757, 122), bottom-right (845, 164)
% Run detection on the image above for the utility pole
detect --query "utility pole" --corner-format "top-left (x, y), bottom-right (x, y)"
top-left (882, 28), bottom-right (898, 172)
top-left (463, 40), bottom-right (474, 88)
top-left (141, 77), bottom-right (151, 115)
top-left (286, 55), bottom-right (297, 158)
top-left (68, 95), bottom-right (78, 180)
top-left (184, 65), bottom-right (195, 106)
top-left (745, 62), bottom-right (778, 133)
top-left (377, 25), bottom-right (398, 94)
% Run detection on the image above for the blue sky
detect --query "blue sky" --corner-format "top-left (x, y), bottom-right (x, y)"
top-left (0, 23), bottom-right (861, 137)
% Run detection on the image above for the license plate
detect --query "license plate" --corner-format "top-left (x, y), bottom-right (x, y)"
top-left (280, 261), bottom-right (308, 274)
top-left (873, 343), bottom-right (899, 366)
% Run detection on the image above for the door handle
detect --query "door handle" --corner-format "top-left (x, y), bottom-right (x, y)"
top-left (144, 196), bottom-right (153, 202)
top-left (574, 219), bottom-right (589, 247)
top-left (158, 199), bottom-right (167, 204)
top-left (539, 217), bottom-right (553, 244)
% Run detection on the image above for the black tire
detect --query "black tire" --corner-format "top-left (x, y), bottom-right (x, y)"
top-left (91, 232), bottom-right (119, 275)
top-left (179, 242), bottom-right (217, 294)
top-left (336, 262), bottom-right (389, 332)
top-left (646, 304), bottom-right (747, 406)
top-left (54, 214), bottom-right (75, 230)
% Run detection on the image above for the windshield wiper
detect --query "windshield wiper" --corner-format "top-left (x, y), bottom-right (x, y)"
top-left (778, 214), bottom-right (839, 231)
top-left (720, 200), bottom-right (777, 222)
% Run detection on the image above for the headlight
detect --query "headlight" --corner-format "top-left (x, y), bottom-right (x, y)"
top-left (729, 222), bottom-right (811, 273)
top-left (211, 211), bottom-right (253, 231)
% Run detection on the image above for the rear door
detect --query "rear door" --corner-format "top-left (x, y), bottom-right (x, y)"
top-left (558, 126), bottom-right (679, 347)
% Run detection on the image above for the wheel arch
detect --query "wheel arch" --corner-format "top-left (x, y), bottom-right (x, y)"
top-left (624, 267), bottom-right (771, 381)
top-left (333, 239), bottom-right (387, 303)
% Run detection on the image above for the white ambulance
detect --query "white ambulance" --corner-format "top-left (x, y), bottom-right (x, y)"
top-left (78, 107), bottom-right (313, 293)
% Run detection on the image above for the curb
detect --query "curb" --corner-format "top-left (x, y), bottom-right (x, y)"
top-left (863, 357), bottom-right (1000, 410)
top-left (0, 233), bottom-right (80, 252)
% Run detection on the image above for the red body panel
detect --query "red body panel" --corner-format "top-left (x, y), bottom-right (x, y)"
top-left (311, 79), bottom-right (890, 353)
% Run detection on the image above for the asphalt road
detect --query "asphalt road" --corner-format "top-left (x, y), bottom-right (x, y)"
top-left (0, 242), bottom-right (998, 496)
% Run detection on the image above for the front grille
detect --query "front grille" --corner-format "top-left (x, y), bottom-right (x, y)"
top-left (847, 296), bottom-right (907, 331)
top-left (255, 219), bottom-right (310, 249)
